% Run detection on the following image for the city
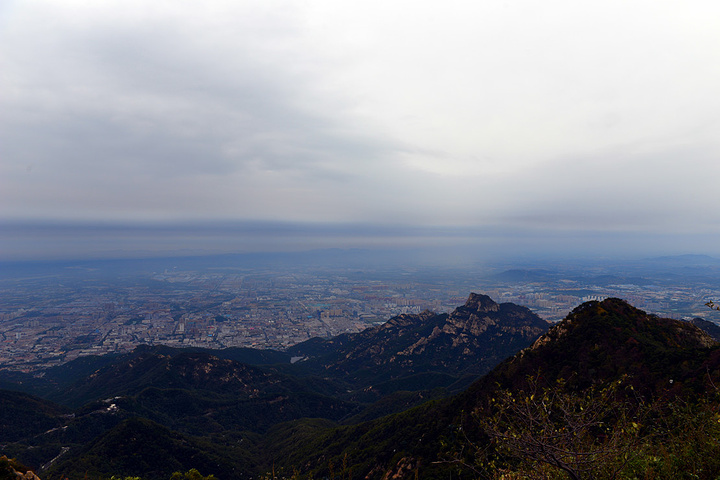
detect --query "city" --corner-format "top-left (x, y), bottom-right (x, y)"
top-left (2, 254), bottom-right (720, 372)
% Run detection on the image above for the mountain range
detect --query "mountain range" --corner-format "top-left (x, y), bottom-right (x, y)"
top-left (2, 294), bottom-right (720, 479)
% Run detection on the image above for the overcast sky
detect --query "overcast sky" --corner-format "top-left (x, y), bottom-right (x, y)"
top-left (2, 0), bottom-right (720, 259)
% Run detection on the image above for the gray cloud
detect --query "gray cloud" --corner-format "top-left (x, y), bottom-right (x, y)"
top-left (1, 0), bottom-right (719, 257)
top-left (1, 2), bottom-right (402, 222)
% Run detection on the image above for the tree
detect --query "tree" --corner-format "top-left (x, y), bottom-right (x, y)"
top-left (170, 469), bottom-right (217, 480)
top-left (474, 377), bottom-right (642, 480)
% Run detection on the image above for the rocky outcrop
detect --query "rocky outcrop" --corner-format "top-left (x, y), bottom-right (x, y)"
top-left (288, 293), bottom-right (550, 386)
top-left (0, 456), bottom-right (40, 480)
top-left (443, 293), bottom-right (548, 341)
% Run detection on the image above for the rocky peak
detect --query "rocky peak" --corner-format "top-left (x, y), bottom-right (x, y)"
top-left (443, 293), bottom-right (548, 341)
top-left (463, 293), bottom-right (499, 313)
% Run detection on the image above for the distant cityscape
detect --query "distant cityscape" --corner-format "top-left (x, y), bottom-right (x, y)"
top-left (2, 254), bottom-right (720, 372)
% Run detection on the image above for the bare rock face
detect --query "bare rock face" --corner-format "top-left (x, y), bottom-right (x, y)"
top-left (463, 292), bottom-right (501, 313)
top-left (443, 293), bottom-right (548, 344)
top-left (1, 456), bottom-right (40, 480)
top-left (19, 471), bottom-right (42, 480)
top-left (382, 310), bottom-right (436, 331)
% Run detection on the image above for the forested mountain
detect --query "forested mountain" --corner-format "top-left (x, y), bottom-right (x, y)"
top-left (3, 295), bottom-right (720, 479)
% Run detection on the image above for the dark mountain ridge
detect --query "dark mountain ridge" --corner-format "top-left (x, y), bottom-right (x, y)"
top-left (0, 345), bottom-right (291, 402)
top-left (499, 297), bottom-right (717, 394)
top-left (287, 293), bottom-right (549, 390)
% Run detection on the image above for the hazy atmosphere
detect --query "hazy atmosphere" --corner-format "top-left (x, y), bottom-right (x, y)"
top-left (2, 0), bottom-right (719, 260)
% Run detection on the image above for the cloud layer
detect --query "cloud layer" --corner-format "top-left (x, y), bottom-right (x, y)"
top-left (2, 0), bottom-right (719, 249)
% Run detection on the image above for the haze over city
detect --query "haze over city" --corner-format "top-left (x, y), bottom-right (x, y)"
top-left (2, 0), bottom-right (719, 260)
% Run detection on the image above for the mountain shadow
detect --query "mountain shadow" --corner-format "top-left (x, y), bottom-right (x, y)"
top-left (48, 417), bottom-right (256, 480)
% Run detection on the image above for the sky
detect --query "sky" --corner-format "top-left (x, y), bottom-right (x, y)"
top-left (1, 0), bottom-right (720, 260)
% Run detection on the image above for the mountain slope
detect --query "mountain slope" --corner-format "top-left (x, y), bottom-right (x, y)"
top-left (0, 345), bottom-right (291, 402)
top-left (482, 297), bottom-right (717, 395)
top-left (688, 317), bottom-right (720, 342)
top-left (52, 350), bottom-right (343, 408)
top-left (47, 417), bottom-right (256, 480)
top-left (51, 350), bottom-right (358, 436)
top-left (0, 390), bottom-right (70, 443)
top-left (287, 293), bottom-right (549, 389)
